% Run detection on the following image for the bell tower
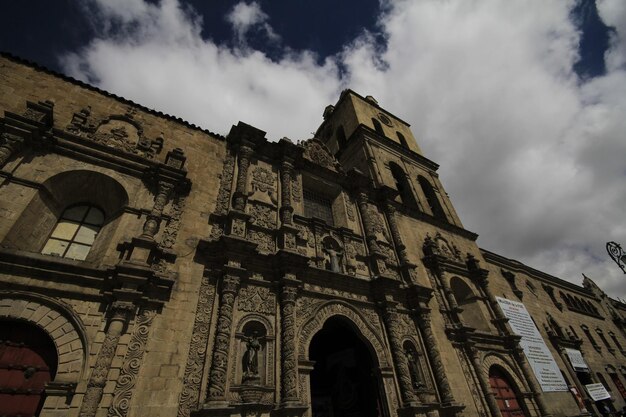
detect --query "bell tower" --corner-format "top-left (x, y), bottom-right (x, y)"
top-left (316, 89), bottom-right (463, 228)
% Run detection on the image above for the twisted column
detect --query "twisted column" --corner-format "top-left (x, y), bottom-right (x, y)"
top-left (382, 203), bottom-right (408, 264)
top-left (280, 283), bottom-right (299, 404)
top-left (280, 159), bottom-right (294, 225)
top-left (206, 275), bottom-right (240, 400)
top-left (142, 181), bottom-right (174, 238)
top-left (356, 191), bottom-right (381, 255)
top-left (468, 346), bottom-right (502, 417)
top-left (416, 311), bottom-right (455, 404)
top-left (79, 302), bottom-right (133, 417)
top-left (0, 133), bottom-right (24, 168)
top-left (233, 145), bottom-right (253, 211)
top-left (381, 305), bottom-right (418, 405)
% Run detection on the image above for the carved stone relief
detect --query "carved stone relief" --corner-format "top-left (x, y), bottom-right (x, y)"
top-left (214, 153), bottom-right (236, 216)
top-left (237, 286), bottom-right (276, 315)
top-left (248, 203), bottom-right (277, 230)
top-left (177, 278), bottom-right (216, 417)
top-left (301, 138), bottom-right (340, 171)
top-left (247, 229), bottom-right (275, 253)
top-left (291, 173), bottom-right (302, 203)
top-left (249, 166), bottom-right (277, 205)
top-left (424, 232), bottom-right (462, 262)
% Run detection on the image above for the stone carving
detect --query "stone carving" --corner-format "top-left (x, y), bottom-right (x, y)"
top-left (234, 145), bottom-right (253, 211)
top-left (247, 229), bottom-right (275, 253)
top-left (214, 153), bottom-right (236, 215)
top-left (23, 102), bottom-right (53, 124)
top-left (66, 108), bottom-right (163, 159)
top-left (248, 203), bottom-right (276, 229)
top-left (159, 195), bottom-right (186, 250)
top-left (298, 301), bottom-right (389, 368)
top-left (295, 297), bottom-right (323, 329)
top-left (301, 138), bottom-right (340, 171)
top-left (177, 279), bottom-right (215, 417)
top-left (79, 303), bottom-right (133, 417)
top-left (291, 173), bottom-right (302, 202)
top-left (382, 307), bottom-right (418, 404)
top-left (250, 166), bottom-right (277, 205)
top-left (0, 132), bottom-right (25, 167)
top-left (457, 349), bottom-right (488, 417)
top-left (238, 286), bottom-right (276, 315)
top-left (232, 218), bottom-right (246, 237)
top-left (108, 309), bottom-right (156, 417)
top-left (416, 313), bottom-right (455, 404)
top-left (242, 333), bottom-right (261, 381)
top-left (142, 181), bottom-right (174, 238)
top-left (280, 285), bottom-right (299, 402)
top-left (207, 275), bottom-right (240, 400)
top-left (423, 232), bottom-right (462, 261)
top-left (345, 195), bottom-right (356, 222)
top-left (302, 284), bottom-right (368, 302)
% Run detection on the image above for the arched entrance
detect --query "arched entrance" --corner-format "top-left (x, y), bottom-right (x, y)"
top-left (488, 366), bottom-right (527, 417)
top-left (309, 317), bottom-right (383, 417)
top-left (0, 319), bottom-right (58, 417)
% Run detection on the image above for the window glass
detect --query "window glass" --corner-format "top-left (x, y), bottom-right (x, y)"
top-left (303, 190), bottom-right (334, 226)
top-left (41, 204), bottom-right (104, 260)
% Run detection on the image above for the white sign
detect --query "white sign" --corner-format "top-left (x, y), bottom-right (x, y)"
top-left (565, 348), bottom-right (588, 371)
top-left (496, 297), bottom-right (568, 392)
top-left (585, 383), bottom-right (611, 401)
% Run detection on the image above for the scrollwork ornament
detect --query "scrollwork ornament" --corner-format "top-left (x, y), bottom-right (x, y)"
top-left (238, 286), bottom-right (276, 314)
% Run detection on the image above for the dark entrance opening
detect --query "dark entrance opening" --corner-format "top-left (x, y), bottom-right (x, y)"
top-left (309, 317), bottom-right (382, 417)
top-left (0, 319), bottom-right (58, 417)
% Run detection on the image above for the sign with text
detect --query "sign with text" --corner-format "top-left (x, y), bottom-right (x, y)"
top-left (496, 297), bottom-right (568, 392)
top-left (585, 383), bottom-right (611, 401)
top-left (565, 348), bottom-right (588, 371)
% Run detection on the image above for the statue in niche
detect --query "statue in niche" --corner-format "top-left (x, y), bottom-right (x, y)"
top-left (405, 346), bottom-right (425, 389)
top-left (242, 331), bottom-right (261, 382)
top-left (323, 237), bottom-right (344, 273)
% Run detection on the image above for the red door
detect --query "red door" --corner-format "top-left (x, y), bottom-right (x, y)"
top-left (489, 367), bottom-right (527, 417)
top-left (0, 320), bottom-right (57, 417)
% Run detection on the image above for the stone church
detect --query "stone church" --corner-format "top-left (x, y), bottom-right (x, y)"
top-left (1, 53), bottom-right (625, 417)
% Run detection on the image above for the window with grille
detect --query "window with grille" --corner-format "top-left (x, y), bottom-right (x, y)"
top-left (41, 204), bottom-right (104, 261)
top-left (303, 190), bottom-right (334, 226)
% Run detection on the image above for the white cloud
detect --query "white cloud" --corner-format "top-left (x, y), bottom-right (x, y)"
top-left (59, 0), bottom-right (626, 299)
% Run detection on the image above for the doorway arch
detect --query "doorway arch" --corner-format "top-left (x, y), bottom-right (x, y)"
top-left (0, 319), bottom-right (58, 416)
top-left (488, 366), bottom-right (529, 417)
top-left (308, 317), bottom-right (383, 417)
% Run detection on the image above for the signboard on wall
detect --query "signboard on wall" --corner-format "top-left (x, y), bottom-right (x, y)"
top-left (496, 297), bottom-right (568, 392)
top-left (565, 348), bottom-right (589, 371)
top-left (585, 383), bottom-right (611, 401)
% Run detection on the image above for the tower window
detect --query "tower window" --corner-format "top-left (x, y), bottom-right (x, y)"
top-left (397, 132), bottom-right (408, 148)
top-left (418, 175), bottom-right (446, 220)
top-left (303, 190), bottom-right (334, 226)
top-left (371, 118), bottom-right (385, 136)
top-left (389, 163), bottom-right (418, 209)
top-left (41, 204), bottom-right (104, 261)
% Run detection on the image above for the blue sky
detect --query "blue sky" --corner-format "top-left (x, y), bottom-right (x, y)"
top-left (1, 0), bottom-right (626, 299)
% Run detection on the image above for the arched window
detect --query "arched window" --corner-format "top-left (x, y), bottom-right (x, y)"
top-left (396, 132), bottom-right (408, 148)
top-left (417, 175), bottom-right (446, 220)
top-left (450, 276), bottom-right (489, 331)
top-left (609, 332), bottom-right (623, 351)
top-left (372, 118), bottom-right (385, 136)
top-left (596, 329), bottom-right (613, 351)
top-left (596, 373), bottom-right (612, 392)
top-left (41, 204), bottom-right (104, 261)
top-left (389, 163), bottom-right (418, 209)
top-left (581, 325), bottom-right (599, 350)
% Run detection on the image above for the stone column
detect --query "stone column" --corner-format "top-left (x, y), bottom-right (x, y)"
top-left (280, 159), bottom-right (294, 225)
top-left (381, 304), bottom-right (419, 406)
top-left (233, 145), bottom-right (253, 211)
top-left (142, 181), bottom-right (174, 238)
top-left (356, 191), bottom-right (382, 255)
top-left (0, 133), bottom-right (24, 168)
top-left (206, 275), bottom-right (240, 402)
top-left (511, 346), bottom-right (552, 417)
top-left (467, 346), bottom-right (502, 417)
top-left (79, 302), bottom-right (133, 417)
top-left (280, 280), bottom-right (300, 405)
top-left (415, 311), bottom-right (455, 404)
top-left (382, 203), bottom-right (408, 264)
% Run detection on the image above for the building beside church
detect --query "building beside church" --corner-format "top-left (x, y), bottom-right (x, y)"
top-left (0, 53), bottom-right (625, 417)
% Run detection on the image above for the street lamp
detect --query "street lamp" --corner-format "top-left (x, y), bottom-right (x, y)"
top-left (606, 241), bottom-right (626, 274)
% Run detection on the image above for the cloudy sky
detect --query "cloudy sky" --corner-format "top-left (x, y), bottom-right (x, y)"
top-left (2, 0), bottom-right (625, 299)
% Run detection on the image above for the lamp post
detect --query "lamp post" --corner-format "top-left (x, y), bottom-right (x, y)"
top-left (606, 241), bottom-right (626, 274)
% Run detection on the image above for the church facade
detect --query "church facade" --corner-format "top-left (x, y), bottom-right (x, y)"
top-left (0, 53), bottom-right (625, 417)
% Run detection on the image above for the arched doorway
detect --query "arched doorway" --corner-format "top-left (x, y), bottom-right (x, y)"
top-left (309, 317), bottom-right (383, 417)
top-left (488, 366), bottom-right (527, 417)
top-left (0, 319), bottom-right (58, 417)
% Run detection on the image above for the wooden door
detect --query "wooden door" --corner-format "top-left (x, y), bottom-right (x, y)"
top-left (489, 367), bottom-right (527, 417)
top-left (0, 320), bottom-right (57, 417)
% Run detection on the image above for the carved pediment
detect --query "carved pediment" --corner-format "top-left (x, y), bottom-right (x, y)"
top-left (300, 138), bottom-right (341, 172)
top-left (423, 232), bottom-right (462, 261)
top-left (66, 106), bottom-right (163, 159)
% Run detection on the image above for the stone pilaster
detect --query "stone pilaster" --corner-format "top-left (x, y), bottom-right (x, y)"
top-left (356, 191), bottom-right (382, 255)
top-left (467, 346), bottom-right (502, 417)
top-left (142, 181), bottom-right (174, 238)
top-left (79, 302), bottom-right (134, 417)
top-left (280, 159), bottom-right (294, 225)
top-left (415, 311), bottom-right (455, 405)
top-left (206, 275), bottom-right (240, 403)
top-left (380, 304), bottom-right (419, 406)
top-left (279, 278), bottom-right (300, 406)
top-left (233, 145), bottom-right (253, 211)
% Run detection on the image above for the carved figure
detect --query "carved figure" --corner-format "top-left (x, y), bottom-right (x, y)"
top-left (243, 332), bottom-right (261, 381)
